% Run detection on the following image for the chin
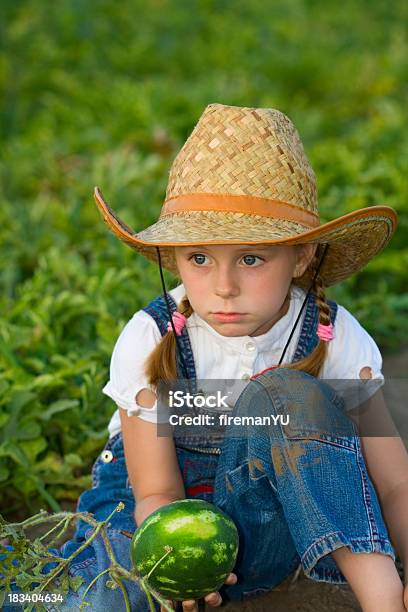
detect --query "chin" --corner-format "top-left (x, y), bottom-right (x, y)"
top-left (214, 324), bottom-right (249, 337)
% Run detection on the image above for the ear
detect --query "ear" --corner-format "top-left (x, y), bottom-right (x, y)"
top-left (293, 243), bottom-right (318, 278)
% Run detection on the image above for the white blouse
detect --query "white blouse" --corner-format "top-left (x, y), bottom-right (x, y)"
top-left (102, 283), bottom-right (384, 438)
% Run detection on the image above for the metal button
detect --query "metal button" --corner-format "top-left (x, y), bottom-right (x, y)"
top-left (101, 450), bottom-right (113, 463)
top-left (241, 372), bottom-right (251, 381)
top-left (245, 341), bottom-right (256, 352)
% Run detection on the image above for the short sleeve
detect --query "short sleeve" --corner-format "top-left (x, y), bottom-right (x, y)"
top-left (102, 310), bottom-right (164, 423)
top-left (323, 305), bottom-right (385, 411)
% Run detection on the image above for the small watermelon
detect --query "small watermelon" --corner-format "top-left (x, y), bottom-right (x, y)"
top-left (131, 499), bottom-right (239, 601)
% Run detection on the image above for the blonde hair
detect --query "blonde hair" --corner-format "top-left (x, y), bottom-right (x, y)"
top-left (144, 250), bottom-right (330, 386)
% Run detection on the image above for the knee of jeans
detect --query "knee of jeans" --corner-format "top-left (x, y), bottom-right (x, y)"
top-left (259, 366), bottom-right (336, 401)
top-left (255, 366), bottom-right (317, 388)
top-left (252, 368), bottom-right (351, 433)
top-left (248, 367), bottom-right (317, 410)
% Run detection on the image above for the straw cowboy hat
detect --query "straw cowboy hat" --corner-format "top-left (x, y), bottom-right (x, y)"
top-left (93, 103), bottom-right (397, 290)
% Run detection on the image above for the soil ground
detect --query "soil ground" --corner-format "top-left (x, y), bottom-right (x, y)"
top-left (223, 571), bottom-right (361, 611)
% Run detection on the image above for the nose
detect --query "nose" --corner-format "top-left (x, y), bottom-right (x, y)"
top-left (214, 264), bottom-right (240, 298)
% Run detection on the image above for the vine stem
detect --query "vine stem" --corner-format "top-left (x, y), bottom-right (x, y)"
top-left (47, 517), bottom-right (74, 549)
top-left (2, 509), bottom-right (95, 532)
top-left (146, 546), bottom-right (173, 580)
top-left (140, 578), bottom-right (157, 612)
top-left (138, 575), bottom-right (178, 611)
top-left (141, 545), bottom-right (176, 612)
top-left (77, 568), bottom-right (131, 612)
top-left (4, 509), bottom-right (50, 528)
top-left (79, 567), bottom-right (111, 610)
top-left (112, 573), bottom-right (131, 612)
top-left (37, 502), bottom-right (125, 593)
top-left (2, 504), bottom-right (175, 612)
top-left (39, 516), bottom-right (70, 543)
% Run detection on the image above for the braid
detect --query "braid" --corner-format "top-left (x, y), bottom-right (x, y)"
top-left (144, 294), bottom-right (194, 387)
top-left (281, 249), bottom-right (330, 378)
top-left (313, 272), bottom-right (331, 327)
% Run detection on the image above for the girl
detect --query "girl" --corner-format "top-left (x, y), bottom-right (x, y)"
top-left (4, 103), bottom-right (407, 612)
top-left (90, 104), bottom-right (408, 611)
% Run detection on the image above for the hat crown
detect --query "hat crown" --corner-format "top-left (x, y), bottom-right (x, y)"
top-left (166, 103), bottom-right (318, 215)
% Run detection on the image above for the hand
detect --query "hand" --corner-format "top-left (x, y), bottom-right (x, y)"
top-left (160, 572), bottom-right (237, 611)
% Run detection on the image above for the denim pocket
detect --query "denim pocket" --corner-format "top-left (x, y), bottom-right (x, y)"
top-left (283, 390), bottom-right (359, 453)
top-left (226, 461), bottom-right (280, 509)
top-left (283, 381), bottom-right (358, 452)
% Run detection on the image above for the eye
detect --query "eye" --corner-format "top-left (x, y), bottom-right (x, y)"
top-left (188, 253), bottom-right (265, 266)
top-left (241, 255), bottom-right (264, 266)
top-left (190, 254), bottom-right (210, 265)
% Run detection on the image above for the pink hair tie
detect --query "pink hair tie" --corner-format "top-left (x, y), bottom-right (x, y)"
top-left (167, 312), bottom-right (187, 336)
top-left (317, 321), bottom-right (334, 342)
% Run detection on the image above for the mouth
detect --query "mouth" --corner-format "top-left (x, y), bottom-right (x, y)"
top-left (213, 312), bottom-right (244, 315)
top-left (212, 312), bottom-right (247, 322)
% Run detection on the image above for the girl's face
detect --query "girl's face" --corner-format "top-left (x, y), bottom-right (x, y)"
top-left (174, 243), bottom-right (317, 337)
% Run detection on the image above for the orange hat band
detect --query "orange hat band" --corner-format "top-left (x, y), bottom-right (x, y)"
top-left (161, 193), bottom-right (320, 228)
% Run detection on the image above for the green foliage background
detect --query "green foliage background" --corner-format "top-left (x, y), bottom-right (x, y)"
top-left (0, 0), bottom-right (407, 519)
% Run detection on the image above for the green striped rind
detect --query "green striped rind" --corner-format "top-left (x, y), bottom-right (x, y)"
top-left (131, 499), bottom-right (239, 600)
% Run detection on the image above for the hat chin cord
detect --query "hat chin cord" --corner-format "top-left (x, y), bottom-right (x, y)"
top-left (156, 247), bottom-right (190, 383)
top-left (155, 243), bottom-right (329, 377)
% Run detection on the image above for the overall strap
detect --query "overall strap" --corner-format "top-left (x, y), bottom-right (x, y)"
top-left (143, 295), bottom-right (220, 451)
top-left (142, 294), bottom-right (198, 383)
top-left (292, 291), bottom-right (338, 362)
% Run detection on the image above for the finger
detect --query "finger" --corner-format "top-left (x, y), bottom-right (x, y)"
top-left (161, 600), bottom-right (175, 611)
top-left (204, 591), bottom-right (222, 606)
top-left (182, 599), bottom-right (198, 612)
top-left (224, 572), bottom-right (238, 584)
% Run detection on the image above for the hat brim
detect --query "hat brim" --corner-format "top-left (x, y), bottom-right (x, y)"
top-left (93, 187), bottom-right (397, 289)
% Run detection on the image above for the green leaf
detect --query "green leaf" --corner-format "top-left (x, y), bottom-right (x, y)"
top-left (17, 419), bottom-right (42, 441)
top-left (19, 437), bottom-right (47, 462)
top-left (29, 375), bottom-right (64, 390)
top-left (39, 399), bottom-right (79, 421)
top-left (0, 440), bottom-right (30, 468)
top-left (0, 336), bottom-right (21, 369)
top-left (69, 575), bottom-right (85, 592)
top-left (6, 390), bottom-right (37, 412)
top-left (1, 391), bottom-right (36, 440)
top-left (30, 476), bottom-right (61, 513)
top-left (24, 357), bottom-right (46, 374)
top-left (64, 453), bottom-right (82, 467)
top-left (0, 379), bottom-right (10, 397)
top-left (0, 463), bottom-right (10, 482)
top-left (0, 411), bottom-right (10, 428)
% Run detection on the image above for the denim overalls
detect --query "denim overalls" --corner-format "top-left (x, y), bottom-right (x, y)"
top-left (1, 292), bottom-right (395, 612)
